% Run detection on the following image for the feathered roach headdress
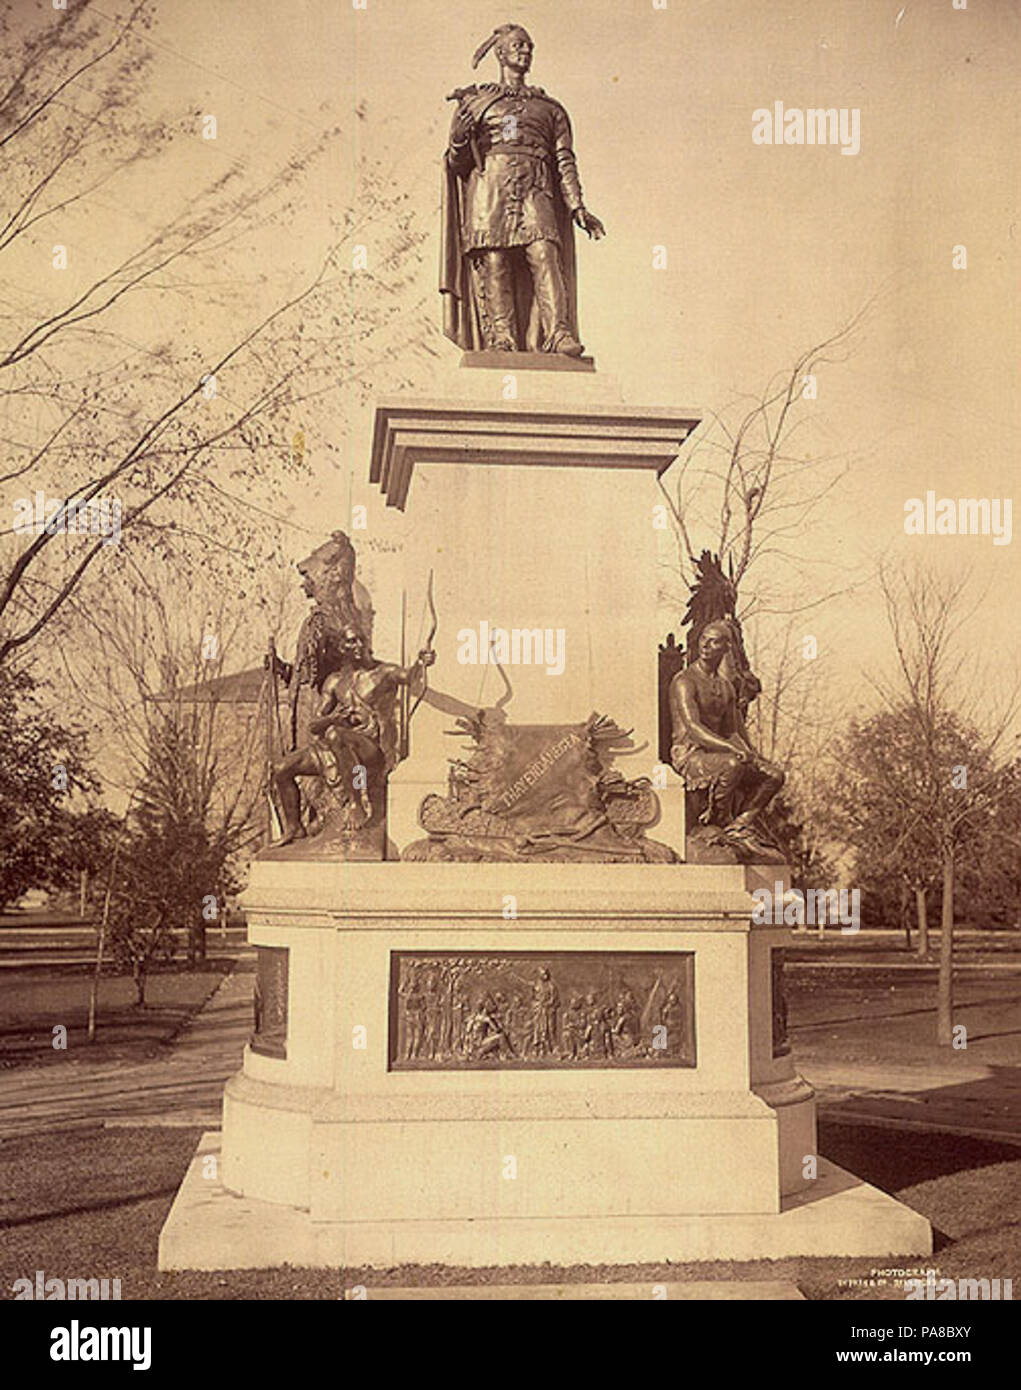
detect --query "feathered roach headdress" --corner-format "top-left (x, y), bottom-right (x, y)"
top-left (472, 23), bottom-right (532, 69)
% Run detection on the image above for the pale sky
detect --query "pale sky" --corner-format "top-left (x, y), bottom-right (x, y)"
top-left (8, 0), bottom-right (1020, 736)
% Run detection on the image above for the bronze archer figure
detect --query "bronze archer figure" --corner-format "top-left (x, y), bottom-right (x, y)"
top-left (271, 626), bottom-right (434, 847)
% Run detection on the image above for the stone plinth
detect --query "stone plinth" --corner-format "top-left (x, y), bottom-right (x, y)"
top-left (460, 350), bottom-right (596, 373)
top-left (369, 372), bottom-right (699, 858)
top-left (158, 861), bottom-right (932, 1270)
top-left (369, 397), bottom-right (699, 510)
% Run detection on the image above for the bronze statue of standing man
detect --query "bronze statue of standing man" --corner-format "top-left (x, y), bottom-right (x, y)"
top-left (440, 24), bottom-right (605, 357)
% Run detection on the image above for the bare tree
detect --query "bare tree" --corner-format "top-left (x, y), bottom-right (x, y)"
top-left (874, 560), bottom-right (1020, 1044)
top-left (822, 704), bottom-right (945, 953)
top-left (654, 311), bottom-right (873, 852)
top-left (658, 305), bottom-right (871, 613)
top-left (745, 618), bottom-right (842, 889)
top-left (0, 0), bottom-right (431, 665)
top-left (60, 553), bottom-right (269, 965)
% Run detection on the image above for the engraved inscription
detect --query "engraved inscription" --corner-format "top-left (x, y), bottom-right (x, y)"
top-left (251, 946), bottom-right (289, 1059)
top-left (389, 951), bottom-right (696, 1070)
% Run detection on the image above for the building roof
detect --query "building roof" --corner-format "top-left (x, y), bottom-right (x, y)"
top-left (153, 666), bottom-right (268, 706)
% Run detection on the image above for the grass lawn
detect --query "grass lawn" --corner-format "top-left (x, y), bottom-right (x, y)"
top-left (0, 1121), bottom-right (1019, 1300)
top-left (788, 928), bottom-right (1021, 964)
top-left (0, 962), bottom-right (232, 1070)
top-left (789, 966), bottom-right (1021, 1071)
top-left (1, 945), bottom-right (1018, 1299)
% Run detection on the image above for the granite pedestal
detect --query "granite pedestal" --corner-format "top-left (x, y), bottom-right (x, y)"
top-left (159, 862), bottom-right (931, 1269)
top-left (369, 367), bottom-right (698, 854)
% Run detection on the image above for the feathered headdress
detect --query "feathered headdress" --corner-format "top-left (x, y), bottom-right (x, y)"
top-left (472, 23), bottom-right (531, 69)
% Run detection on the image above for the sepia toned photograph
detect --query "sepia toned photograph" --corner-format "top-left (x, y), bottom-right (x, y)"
top-left (0, 0), bottom-right (1017, 1366)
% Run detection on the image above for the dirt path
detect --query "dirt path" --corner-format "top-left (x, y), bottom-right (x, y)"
top-left (0, 961), bottom-right (254, 1137)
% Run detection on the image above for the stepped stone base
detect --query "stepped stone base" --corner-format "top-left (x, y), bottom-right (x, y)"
top-left (159, 1132), bottom-right (931, 1271)
top-left (156, 862), bottom-right (931, 1272)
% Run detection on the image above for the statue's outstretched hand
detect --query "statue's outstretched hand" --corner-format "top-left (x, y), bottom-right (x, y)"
top-left (574, 207), bottom-right (606, 240)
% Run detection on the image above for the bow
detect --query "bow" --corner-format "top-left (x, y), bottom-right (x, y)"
top-left (407, 568), bottom-right (437, 729)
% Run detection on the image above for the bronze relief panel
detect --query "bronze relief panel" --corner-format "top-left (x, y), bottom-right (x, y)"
top-left (389, 950), bottom-right (696, 1070)
top-left (251, 946), bottom-right (289, 1060)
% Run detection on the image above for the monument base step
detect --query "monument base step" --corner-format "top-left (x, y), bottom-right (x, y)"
top-left (459, 350), bottom-right (595, 372)
top-left (159, 1132), bottom-right (932, 1271)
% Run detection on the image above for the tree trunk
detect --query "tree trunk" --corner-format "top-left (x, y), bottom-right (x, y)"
top-left (900, 878), bottom-right (912, 951)
top-left (133, 959), bottom-right (147, 1007)
top-left (914, 886), bottom-right (929, 957)
top-left (936, 847), bottom-right (955, 1045)
top-left (187, 921), bottom-right (206, 968)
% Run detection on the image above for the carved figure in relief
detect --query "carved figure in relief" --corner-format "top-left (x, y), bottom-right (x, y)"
top-left (530, 966), bottom-right (560, 1056)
